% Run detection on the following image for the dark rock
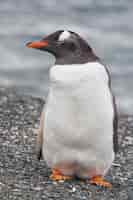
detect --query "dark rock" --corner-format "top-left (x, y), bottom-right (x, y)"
top-left (0, 87), bottom-right (132, 200)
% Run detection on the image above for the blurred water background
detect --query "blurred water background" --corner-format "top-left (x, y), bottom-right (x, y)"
top-left (0, 0), bottom-right (133, 114)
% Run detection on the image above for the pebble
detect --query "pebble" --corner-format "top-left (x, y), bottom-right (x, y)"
top-left (72, 187), bottom-right (76, 192)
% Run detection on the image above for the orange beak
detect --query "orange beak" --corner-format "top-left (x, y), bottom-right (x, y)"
top-left (26, 40), bottom-right (48, 49)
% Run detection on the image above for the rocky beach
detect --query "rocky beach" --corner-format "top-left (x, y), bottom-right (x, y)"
top-left (0, 87), bottom-right (132, 200)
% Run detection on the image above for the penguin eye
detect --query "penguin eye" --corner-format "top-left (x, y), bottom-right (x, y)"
top-left (61, 41), bottom-right (76, 51)
top-left (68, 42), bottom-right (76, 51)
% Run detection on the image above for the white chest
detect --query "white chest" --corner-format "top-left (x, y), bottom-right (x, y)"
top-left (47, 62), bottom-right (113, 130)
top-left (50, 62), bottom-right (109, 87)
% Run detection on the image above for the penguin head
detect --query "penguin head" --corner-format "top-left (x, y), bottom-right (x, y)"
top-left (26, 30), bottom-right (98, 64)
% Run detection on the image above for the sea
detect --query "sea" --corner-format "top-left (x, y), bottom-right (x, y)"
top-left (0, 0), bottom-right (133, 114)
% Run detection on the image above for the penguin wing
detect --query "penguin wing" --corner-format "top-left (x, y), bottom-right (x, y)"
top-left (103, 62), bottom-right (118, 154)
top-left (112, 95), bottom-right (118, 153)
top-left (36, 110), bottom-right (44, 160)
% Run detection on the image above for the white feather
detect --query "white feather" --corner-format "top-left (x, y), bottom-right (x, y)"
top-left (42, 62), bottom-right (114, 177)
top-left (58, 31), bottom-right (71, 41)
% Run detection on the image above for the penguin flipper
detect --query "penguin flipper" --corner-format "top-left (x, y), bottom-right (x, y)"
top-left (36, 110), bottom-right (44, 160)
top-left (112, 96), bottom-right (118, 153)
top-left (37, 148), bottom-right (42, 160)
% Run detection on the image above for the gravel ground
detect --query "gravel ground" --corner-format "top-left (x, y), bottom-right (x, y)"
top-left (0, 87), bottom-right (132, 200)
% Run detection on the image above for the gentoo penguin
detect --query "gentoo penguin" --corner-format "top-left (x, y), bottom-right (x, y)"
top-left (26, 30), bottom-right (118, 188)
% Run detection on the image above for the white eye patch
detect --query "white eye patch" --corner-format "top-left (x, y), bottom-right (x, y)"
top-left (58, 31), bottom-right (71, 41)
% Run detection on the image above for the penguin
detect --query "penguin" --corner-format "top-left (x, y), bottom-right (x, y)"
top-left (26, 30), bottom-right (118, 188)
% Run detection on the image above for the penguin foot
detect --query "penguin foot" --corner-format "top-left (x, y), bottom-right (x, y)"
top-left (90, 176), bottom-right (112, 189)
top-left (50, 168), bottom-right (72, 181)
